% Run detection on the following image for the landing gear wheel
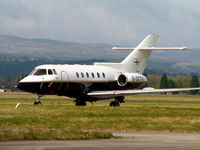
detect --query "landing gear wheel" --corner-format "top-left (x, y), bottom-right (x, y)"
top-left (75, 100), bottom-right (86, 106)
top-left (109, 96), bottom-right (125, 106)
top-left (109, 101), bottom-right (120, 106)
top-left (33, 95), bottom-right (42, 106)
top-left (34, 101), bottom-right (42, 105)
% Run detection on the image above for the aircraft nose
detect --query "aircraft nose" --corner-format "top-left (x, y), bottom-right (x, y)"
top-left (17, 82), bottom-right (41, 93)
top-left (17, 82), bottom-right (25, 91)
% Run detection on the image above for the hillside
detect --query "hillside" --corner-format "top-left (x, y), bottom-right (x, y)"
top-left (148, 48), bottom-right (200, 76)
top-left (0, 35), bottom-right (127, 60)
top-left (0, 35), bottom-right (200, 77)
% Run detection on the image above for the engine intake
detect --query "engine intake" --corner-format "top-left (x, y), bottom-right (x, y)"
top-left (117, 74), bottom-right (128, 86)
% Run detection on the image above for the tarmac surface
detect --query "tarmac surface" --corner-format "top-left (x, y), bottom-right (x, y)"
top-left (1, 132), bottom-right (200, 150)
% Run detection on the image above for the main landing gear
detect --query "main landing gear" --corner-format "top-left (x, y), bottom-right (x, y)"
top-left (34, 95), bottom-right (42, 105)
top-left (74, 96), bottom-right (125, 106)
top-left (74, 98), bottom-right (86, 106)
top-left (109, 96), bottom-right (125, 107)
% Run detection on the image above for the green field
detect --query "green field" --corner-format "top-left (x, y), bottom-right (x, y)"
top-left (1, 93), bottom-right (200, 140)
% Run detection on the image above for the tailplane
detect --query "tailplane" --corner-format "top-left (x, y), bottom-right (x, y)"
top-left (95, 34), bottom-right (189, 73)
top-left (119, 34), bottom-right (189, 73)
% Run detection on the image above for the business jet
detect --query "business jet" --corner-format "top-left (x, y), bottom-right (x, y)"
top-left (17, 34), bottom-right (200, 106)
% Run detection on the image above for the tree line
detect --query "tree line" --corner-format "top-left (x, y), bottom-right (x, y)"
top-left (146, 74), bottom-right (199, 95)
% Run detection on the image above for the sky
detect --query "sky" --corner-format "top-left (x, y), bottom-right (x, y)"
top-left (0, 0), bottom-right (200, 47)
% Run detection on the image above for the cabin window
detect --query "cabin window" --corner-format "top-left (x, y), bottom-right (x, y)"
top-left (91, 73), bottom-right (95, 78)
top-left (76, 72), bottom-right (79, 78)
top-left (97, 72), bottom-right (100, 78)
top-left (34, 69), bottom-right (46, 76)
top-left (81, 72), bottom-right (84, 78)
top-left (53, 69), bottom-right (57, 75)
top-left (86, 72), bottom-right (89, 78)
top-left (48, 69), bottom-right (53, 75)
top-left (102, 73), bottom-right (105, 78)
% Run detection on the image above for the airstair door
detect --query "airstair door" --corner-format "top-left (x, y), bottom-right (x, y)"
top-left (59, 71), bottom-right (69, 93)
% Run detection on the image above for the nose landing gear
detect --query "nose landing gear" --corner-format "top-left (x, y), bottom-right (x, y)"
top-left (34, 95), bottom-right (42, 105)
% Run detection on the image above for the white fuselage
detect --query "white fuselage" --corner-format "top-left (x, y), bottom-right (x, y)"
top-left (18, 64), bottom-right (147, 100)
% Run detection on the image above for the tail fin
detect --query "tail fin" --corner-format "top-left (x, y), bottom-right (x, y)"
top-left (95, 34), bottom-right (189, 73)
top-left (121, 34), bottom-right (158, 73)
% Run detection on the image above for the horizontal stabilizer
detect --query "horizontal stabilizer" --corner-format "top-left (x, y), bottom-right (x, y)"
top-left (112, 47), bottom-right (190, 51)
top-left (88, 87), bottom-right (200, 99)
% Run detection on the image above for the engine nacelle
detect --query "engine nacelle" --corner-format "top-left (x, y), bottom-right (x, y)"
top-left (116, 73), bottom-right (147, 86)
top-left (117, 74), bottom-right (128, 86)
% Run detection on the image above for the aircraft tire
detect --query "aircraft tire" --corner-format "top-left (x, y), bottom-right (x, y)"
top-left (33, 101), bottom-right (42, 105)
top-left (75, 100), bottom-right (86, 106)
top-left (109, 101), bottom-right (120, 107)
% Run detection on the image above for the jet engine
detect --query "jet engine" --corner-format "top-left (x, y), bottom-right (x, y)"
top-left (116, 73), bottom-right (147, 87)
top-left (117, 74), bottom-right (128, 86)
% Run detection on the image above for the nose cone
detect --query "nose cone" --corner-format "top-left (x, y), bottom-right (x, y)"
top-left (17, 82), bottom-right (26, 91)
top-left (17, 82), bottom-right (35, 93)
top-left (17, 81), bottom-right (41, 94)
top-left (17, 76), bottom-right (36, 92)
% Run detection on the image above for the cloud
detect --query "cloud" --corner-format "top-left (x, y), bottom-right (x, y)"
top-left (0, 0), bottom-right (199, 47)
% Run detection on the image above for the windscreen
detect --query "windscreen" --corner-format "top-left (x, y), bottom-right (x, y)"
top-left (34, 69), bottom-right (47, 75)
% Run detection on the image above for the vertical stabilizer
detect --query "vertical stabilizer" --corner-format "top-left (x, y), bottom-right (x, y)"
top-left (121, 34), bottom-right (158, 73)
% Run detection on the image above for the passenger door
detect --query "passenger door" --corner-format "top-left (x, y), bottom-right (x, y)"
top-left (58, 71), bottom-right (69, 94)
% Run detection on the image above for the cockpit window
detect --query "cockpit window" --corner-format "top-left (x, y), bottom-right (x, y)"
top-left (53, 69), bottom-right (57, 75)
top-left (34, 69), bottom-right (47, 75)
top-left (48, 69), bottom-right (53, 75)
top-left (29, 69), bottom-right (37, 75)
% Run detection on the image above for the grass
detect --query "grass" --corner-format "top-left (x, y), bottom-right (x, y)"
top-left (126, 94), bottom-right (200, 101)
top-left (1, 93), bottom-right (200, 140)
top-left (0, 93), bottom-right (71, 100)
top-left (0, 130), bottom-right (113, 141)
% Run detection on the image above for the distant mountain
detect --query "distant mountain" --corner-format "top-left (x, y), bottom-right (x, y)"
top-left (0, 35), bottom-right (127, 60)
top-left (147, 48), bottom-right (200, 76)
top-left (0, 35), bottom-right (200, 77)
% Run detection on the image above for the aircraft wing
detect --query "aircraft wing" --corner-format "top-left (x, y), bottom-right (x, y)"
top-left (87, 87), bottom-right (200, 99)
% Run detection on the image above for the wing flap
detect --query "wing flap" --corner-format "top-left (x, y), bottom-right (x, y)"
top-left (88, 87), bottom-right (200, 98)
